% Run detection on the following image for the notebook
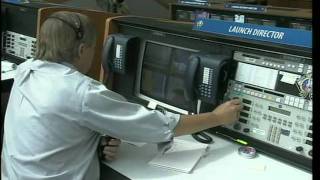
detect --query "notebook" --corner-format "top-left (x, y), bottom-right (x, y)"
top-left (149, 139), bottom-right (209, 173)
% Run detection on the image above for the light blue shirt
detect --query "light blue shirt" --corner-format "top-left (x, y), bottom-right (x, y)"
top-left (1, 59), bottom-right (180, 180)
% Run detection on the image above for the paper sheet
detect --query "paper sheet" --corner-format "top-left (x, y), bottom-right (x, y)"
top-left (279, 71), bottom-right (301, 85)
top-left (149, 139), bottom-right (208, 173)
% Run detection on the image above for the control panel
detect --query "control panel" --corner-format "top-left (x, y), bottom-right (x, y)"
top-left (3, 31), bottom-right (36, 60)
top-left (224, 51), bottom-right (312, 159)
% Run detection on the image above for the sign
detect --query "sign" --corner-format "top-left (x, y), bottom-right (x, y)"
top-left (224, 3), bottom-right (267, 12)
top-left (193, 18), bottom-right (312, 48)
top-left (179, 0), bottom-right (209, 6)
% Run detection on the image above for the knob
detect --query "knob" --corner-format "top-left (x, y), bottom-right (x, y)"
top-left (308, 150), bottom-right (312, 157)
top-left (243, 128), bottom-right (250, 133)
top-left (296, 146), bottom-right (303, 152)
top-left (233, 123), bottom-right (241, 130)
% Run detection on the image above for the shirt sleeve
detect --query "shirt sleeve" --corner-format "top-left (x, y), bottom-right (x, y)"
top-left (80, 80), bottom-right (181, 143)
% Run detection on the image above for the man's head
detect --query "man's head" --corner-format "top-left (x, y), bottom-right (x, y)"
top-left (35, 11), bottom-right (97, 73)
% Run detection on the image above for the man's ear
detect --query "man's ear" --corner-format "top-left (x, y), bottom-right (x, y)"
top-left (78, 43), bottom-right (86, 57)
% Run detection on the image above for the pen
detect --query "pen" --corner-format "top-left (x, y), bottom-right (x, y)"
top-left (216, 132), bottom-right (248, 145)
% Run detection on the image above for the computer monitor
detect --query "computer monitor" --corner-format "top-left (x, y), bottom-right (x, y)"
top-left (136, 41), bottom-right (199, 114)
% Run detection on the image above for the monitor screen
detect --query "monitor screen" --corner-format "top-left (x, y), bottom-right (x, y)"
top-left (138, 41), bottom-right (198, 114)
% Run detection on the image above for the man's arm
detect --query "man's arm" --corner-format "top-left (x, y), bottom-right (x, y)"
top-left (174, 99), bottom-right (242, 136)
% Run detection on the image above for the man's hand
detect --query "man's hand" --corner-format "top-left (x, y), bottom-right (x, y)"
top-left (100, 137), bottom-right (121, 161)
top-left (212, 99), bottom-right (243, 125)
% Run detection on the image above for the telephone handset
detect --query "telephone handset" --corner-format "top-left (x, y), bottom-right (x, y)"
top-left (187, 53), bottom-right (229, 107)
top-left (101, 34), bottom-right (138, 74)
top-left (196, 54), bottom-right (229, 106)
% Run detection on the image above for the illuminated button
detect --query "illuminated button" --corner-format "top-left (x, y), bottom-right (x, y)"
top-left (258, 94), bottom-right (263, 98)
top-left (298, 103), bottom-right (304, 109)
top-left (299, 63), bottom-right (304, 68)
top-left (262, 62), bottom-right (265, 65)
top-left (276, 98), bottom-right (281, 102)
top-left (285, 96), bottom-right (290, 101)
top-left (254, 92), bottom-right (258, 96)
top-left (290, 97), bottom-right (294, 102)
top-left (284, 100), bottom-right (289, 104)
top-left (289, 101), bottom-right (294, 106)
top-left (299, 124), bottom-right (304, 128)
top-left (277, 65), bottom-right (280, 68)
top-left (299, 99), bottom-right (305, 104)
top-left (266, 63), bottom-right (269, 66)
top-left (281, 66), bottom-right (285, 69)
top-left (250, 92), bottom-right (255, 96)
top-left (298, 68), bottom-right (303, 73)
top-left (308, 105), bottom-right (312, 111)
top-left (294, 102), bottom-right (299, 107)
top-left (308, 65), bottom-right (312, 70)
top-left (269, 63), bottom-right (273, 66)
top-left (288, 64), bottom-right (291, 67)
top-left (262, 114), bottom-right (267, 119)
top-left (273, 64), bottom-right (277, 67)
top-left (262, 95), bottom-right (267, 99)
top-left (307, 70), bottom-right (312, 73)
top-left (294, 98), bottom-right (299, 103)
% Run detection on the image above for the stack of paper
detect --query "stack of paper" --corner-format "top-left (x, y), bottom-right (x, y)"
top-left (149, 139), bottom-right (208, 173)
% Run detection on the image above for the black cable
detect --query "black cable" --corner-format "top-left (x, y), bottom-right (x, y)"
top-left (192, 131), bottom-right (213, 144)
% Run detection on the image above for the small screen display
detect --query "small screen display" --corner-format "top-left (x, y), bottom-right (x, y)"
top-left (235, 62), bottom-right (278, 90)
top-left (268, 106), bottom-right (291, 116)
top-left (140, 42), bottom-right (196, 112)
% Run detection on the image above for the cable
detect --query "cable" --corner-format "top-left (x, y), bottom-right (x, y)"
top-left (192, 132), bottom-right (213, 144)
top-left (191, 100), bottom-right (214, 144)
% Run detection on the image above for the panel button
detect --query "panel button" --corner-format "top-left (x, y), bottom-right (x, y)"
top-left (305, 140), bottom-right (312, 145)
top-left (296, 146), bottom-right (303, 152)
top-left (307, 133), bottom-right (312, 138)
top-left (243, 106), bottom-right (250, 111)
top-left (240, 112), bottom-right (249, 118)
top-left (242, 99), bottom-right (252, 105)
top-left (239, 118), bottom-right (247, 124)
top-left (243, 128), bottom-right (250, 133)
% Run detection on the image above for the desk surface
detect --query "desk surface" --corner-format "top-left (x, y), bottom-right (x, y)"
top-left (103, 135), bottom-right (311, 180)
